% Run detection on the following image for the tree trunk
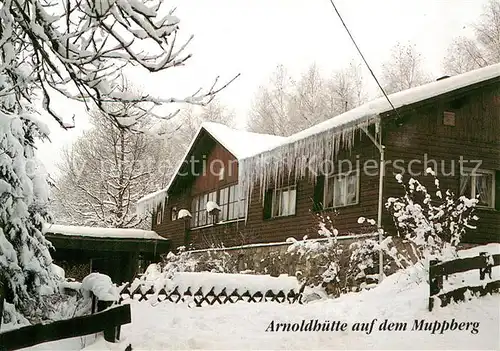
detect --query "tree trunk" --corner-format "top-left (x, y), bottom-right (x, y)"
top-left (0, 278), bottom-right (5, 331)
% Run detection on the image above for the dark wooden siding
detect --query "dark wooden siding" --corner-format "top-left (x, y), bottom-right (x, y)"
top-left (192, 143), bottom-right (238, 194)
top-left (154, 133), bottom-right (380, 249)
top-left (382, 79), bottom-right (500, 243)
top-left (154, 79), bottom-right (499, 249)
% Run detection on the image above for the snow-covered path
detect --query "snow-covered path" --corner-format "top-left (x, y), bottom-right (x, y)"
top-left (28, 244), bottom-right (500, 350)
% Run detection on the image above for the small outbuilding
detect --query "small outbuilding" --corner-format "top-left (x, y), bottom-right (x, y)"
top-left (44, 224), bottom-right (170, 283)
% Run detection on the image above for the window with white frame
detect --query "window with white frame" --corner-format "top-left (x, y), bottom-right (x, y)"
top-left (191, 191), bottom-right (217, 227)
top-left (272, 185), bottom-right (297, 217)
top-left (460, 169), bottom-right (495, 208)
top-left (156, 207), bottom-right (162, 225)
top-left (219, 184), bottom-right (246, 222)
top-left (190, 186), bottom-right (246, 228)
top-left (324, 170), bottom-right (359, 208)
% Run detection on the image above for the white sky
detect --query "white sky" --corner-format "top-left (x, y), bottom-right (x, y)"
top-left (37, 0), bottom-right (488, 176)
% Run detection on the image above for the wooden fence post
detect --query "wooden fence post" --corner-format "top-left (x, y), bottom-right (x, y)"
top-left (428, 259), bottom-right (442, 311)
top-left (0, 277), bottom-right (5, 332)
top-left (479, 252), bottom-right (492, 281)
top-left (90, 293), bottom-right (120, 343)
top-left (97, 300), bottom-right (120, 342)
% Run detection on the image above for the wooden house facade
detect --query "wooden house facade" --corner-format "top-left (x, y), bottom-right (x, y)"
top-left (139, 64), bottom-right (500, 250)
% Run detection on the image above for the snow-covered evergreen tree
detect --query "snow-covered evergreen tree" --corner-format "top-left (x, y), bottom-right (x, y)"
top-left (0, 112), bottom-right (59, 318)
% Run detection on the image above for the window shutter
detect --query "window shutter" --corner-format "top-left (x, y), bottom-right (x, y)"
top-left (263, 189), bottom-right (273, 219)
top-left (312, 175), bottom-right (325, 212)
top-left (496, 171), bottom-right (500, 211)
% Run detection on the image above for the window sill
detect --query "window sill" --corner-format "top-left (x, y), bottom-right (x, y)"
top-left (190, 223), bottom-right (215, 231)
top-left (323, 202), bottom-right (359, 210)
top-left (218, 218), bottom-right (245, 225)
top-left (475, 206), bottom-right (498, 212)
top-left (266, 213), bottom-right (297, 221)
top-left (190, 218), bottom-right (245, 230)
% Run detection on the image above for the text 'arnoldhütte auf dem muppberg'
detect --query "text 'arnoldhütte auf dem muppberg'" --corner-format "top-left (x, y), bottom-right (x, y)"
top-left (265, 319), bottom-right (480, 335)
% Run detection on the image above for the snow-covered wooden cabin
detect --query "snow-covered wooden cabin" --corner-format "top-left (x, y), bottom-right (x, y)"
top-left (138, 63), bottom-right (500, 250)
top-left (45, 224), bottom-right (170, 282)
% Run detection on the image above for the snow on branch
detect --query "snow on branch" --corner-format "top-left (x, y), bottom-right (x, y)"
top-left (385, 171), bottom-right (478, 260)
top-left (0, 0), bottom-right (239, 129)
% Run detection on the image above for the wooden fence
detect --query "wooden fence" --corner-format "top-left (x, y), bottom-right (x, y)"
top-left (428, 251), bottom-right (500, 311)
top-left (119, 283), bottom-right (305, 307)
top-left (0, 303), bottom-right (131, 351)
top-left (0, 282), bottom-right (131, 351)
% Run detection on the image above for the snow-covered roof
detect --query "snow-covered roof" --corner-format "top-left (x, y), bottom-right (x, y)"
top-left (238, 63), bottom-right (500, 199)
top-left (138, 64), bottom-right (500, 215)
top-left (201, 122), bottom-right (285, 159)
top-left (44, 224), bottom-right (167, 240)
top-left (136, 123), bottom-right (284, 215)
top-left (248, 63), bottom-right (500, 159)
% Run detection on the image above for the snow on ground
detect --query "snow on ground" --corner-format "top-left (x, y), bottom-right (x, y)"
top-left (133, 270), bottom-right (301, 295)
top-left (25, 244), bottom-right (500, 350)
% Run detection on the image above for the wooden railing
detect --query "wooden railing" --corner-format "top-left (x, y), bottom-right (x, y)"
top-left (428, 251), bottom-right (500, 311)
top-left (0, 303), bottom-right (131, 351)
top-left (119, 283), bottom-right (305, 306)
top-left (0, 277), bottom-right (131, 351)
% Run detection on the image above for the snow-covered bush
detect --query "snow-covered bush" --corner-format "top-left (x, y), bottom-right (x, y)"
top-left (347, 238), bottom-right (380, 290)
top-left (385, 170), bottom-right (478, 260)
top-left (286, 213), bottom-right (344, 296)
top-left (159, 247), bottom-right (199, 279)
top-left (347, 230), bottom-right (413, 291)
top-left (196, 249), bottom-right (234, 273)
top-left (149, 246), bottom-right (234, 282)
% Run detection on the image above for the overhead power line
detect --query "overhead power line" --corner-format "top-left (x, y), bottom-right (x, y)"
top-left (327, 0), bottom-right (403, 119)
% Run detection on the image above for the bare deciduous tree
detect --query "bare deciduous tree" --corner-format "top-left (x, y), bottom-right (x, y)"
top-left (52, 108), bottom-right (174, 228)
top-left (325, 62), bottom-right (365, 115)
top-left (176, 98), bottom-right (236, 140)
top-left (444, 0), bottom-right (500, 74)
top-left (52, 97), bottom-right (235, 229)
top-left (247, 62), bottom-right (365, 136)
top-left (380, 42), bottom-right (430, 94)
top-left (247, 65), bottom-right (296, 136)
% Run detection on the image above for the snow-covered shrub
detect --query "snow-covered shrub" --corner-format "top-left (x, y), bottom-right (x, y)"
top-left (159, 247), bottom-right (199, 279)
top-left (347, 237), bottom-right (380, 290)
top-left (286, 213), bottom-right (344, 296)
top-left (155, 246), bottom-right (234, 281)
top-left (195, 248), bottom-right (234, 273)
top-left (385, 170), bottom-right (478, 260)
top-left (346, 229), bottom-right (413, 291)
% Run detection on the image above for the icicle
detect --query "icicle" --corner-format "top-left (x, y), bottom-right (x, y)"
top-left (238, 115), bottom-right (380, 205)
top-left (136, 189), bottom-right (168, 216)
